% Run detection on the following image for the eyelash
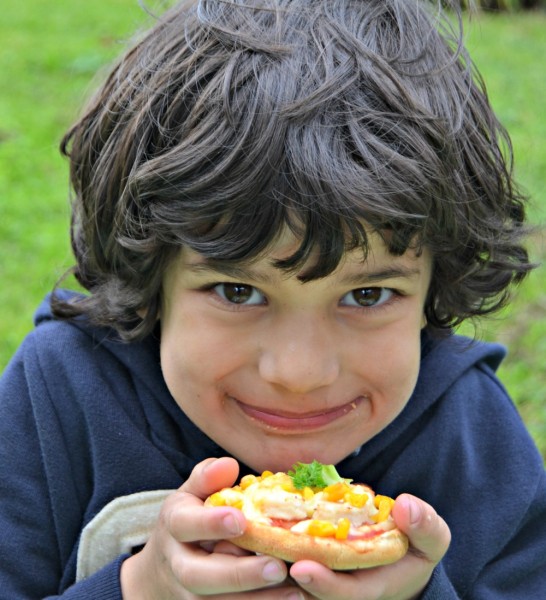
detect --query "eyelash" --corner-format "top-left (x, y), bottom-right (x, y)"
top-left (209, 282), bottom-right (267, 308)
top-left (200, 282), bottom-right (404, 312)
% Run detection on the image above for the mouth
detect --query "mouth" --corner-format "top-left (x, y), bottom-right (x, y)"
top-left (232, 396), bottom-right (369, 432)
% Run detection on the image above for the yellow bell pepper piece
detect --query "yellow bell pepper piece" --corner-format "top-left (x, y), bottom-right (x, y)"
top-left (307, 520), bottom-right (337, 537)
top-left (323, 482), bottom-right (350, 502)
top-left (371, 495), bottom-right (395, 522)
top-left (335, 518), bottom-right (351, 540)
top-left (346, 491), bottom-right (368, 508)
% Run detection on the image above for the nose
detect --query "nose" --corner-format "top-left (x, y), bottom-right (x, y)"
top-left (258, 313), bottom-right (340, 394)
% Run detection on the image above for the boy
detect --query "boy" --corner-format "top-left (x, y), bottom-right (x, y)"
top-left (1, 0), bottom-right (545, 598)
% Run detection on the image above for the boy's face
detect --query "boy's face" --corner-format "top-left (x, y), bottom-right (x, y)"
top-left (160, 230), bottom-right (432, 474)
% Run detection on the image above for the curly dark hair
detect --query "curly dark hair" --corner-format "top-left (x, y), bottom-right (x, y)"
top-left (54, 0), bottom-right (533, 340)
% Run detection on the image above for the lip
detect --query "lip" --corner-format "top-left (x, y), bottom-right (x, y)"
top-left (233, 396), bottom-right (368, 431)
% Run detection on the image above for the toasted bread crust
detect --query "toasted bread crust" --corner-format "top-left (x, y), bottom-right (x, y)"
top-left (231, 520), bottom-right (409, 570)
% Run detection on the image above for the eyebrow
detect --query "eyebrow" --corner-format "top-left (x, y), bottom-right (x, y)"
top-left (186, 262), bottom-right (277, 284)
top-left (337, 266), bottom-right (422, 286)
top-left (186, 261), bottom-right (422, 286)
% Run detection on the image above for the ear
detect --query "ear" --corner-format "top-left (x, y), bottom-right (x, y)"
top-left (137, 303), bottom-right (161, 321)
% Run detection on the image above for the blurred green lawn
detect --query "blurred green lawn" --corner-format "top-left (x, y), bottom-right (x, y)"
top-left (0, 2), bottom-right (545, 460)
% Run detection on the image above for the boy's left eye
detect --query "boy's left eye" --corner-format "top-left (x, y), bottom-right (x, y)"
top-left (213, 283), bottom-right (266, 305)
top-left (340, 287), bottom-right (394, 308)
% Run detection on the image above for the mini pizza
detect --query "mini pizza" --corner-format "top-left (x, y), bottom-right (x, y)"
top-left (205, 460), bottom-right (409, 570)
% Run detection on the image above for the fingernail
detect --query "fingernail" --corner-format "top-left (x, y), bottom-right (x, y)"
top-left (292, 572), bottom-right (312, 585)
top-left (202, 457), bottom-right (217, 474)
top-left (262, 560), bottom-right (285, 583)
top-left (222, 513), bottom-right (242, 536)
top-left (408, 499), bottom-right (422, 525)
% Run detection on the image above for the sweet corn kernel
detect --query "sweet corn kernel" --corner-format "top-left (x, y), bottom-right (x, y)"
top-left (207, 492), bottom-right (226, 507)
top-left (335, 518), bottom-right (351, 540)
top-left (281, 481), bottom-right (297, 493)
top-left (323, 482), bottom-right (350, 502)
top-left (260, 470), bottom-right (274, 479)
top-left (346, 491), bottom-right (369, 508)
top-left (240, 475), bottom-right (258, 490)
top-left (303, 486), bottom-right (315, 501)
top-left (307, 520), bottom-right (337, 537)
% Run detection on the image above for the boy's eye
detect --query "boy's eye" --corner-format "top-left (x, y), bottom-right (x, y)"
top-left (213, 283), bottom-right (266, 305)
top-left (340, 287), bottom-right (393, 308)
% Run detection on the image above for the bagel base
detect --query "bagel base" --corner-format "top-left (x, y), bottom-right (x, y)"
top-left (205, 461), bottom-right (409, 570)
top-left (231, 518), bottom-right (409, 570)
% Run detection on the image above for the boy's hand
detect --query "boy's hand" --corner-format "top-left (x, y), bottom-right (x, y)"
top-left (288, 494), bottom-right (451, 600)
top-left (120, 457), bottom-right (302, 599)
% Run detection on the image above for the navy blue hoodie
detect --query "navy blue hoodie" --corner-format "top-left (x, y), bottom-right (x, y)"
top-left (0, 293), bottom-right (545, 598)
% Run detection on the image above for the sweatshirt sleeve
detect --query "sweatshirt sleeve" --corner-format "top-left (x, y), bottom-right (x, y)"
top-left (45, 556), bottom-right (128, 600)
top-left (423, 470), bottom-right (546, 600)
top-left (421, 565), bottom-right (460, 599)
top-left (0, 336), bottom-right (125, 599)
top-left (466, 468), bottom-right (546, 599)
top-left (420, 468), bottom-right (546, 600)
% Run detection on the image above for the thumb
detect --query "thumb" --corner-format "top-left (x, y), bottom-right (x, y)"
top-left (392, 494), bottom-right (451, 564)
top-left (180, 456), bottom-right (241, 501)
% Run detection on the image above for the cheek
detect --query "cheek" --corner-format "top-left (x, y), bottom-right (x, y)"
top-left (159, 335), bottom-right (191, 407)
top-left (358, 324), bottom-right (422, 404)
top-left (387, 347), bottom-right (420, 397)
top-left (160, 333), bottom-right (224, 424)
top-left (159, 308), bottom-right (207, 400)
top-left (159, 309), bottom-right (246, 402)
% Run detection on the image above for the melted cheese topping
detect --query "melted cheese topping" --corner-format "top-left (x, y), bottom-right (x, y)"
top-left (210, 472), bottom-right (396, 537)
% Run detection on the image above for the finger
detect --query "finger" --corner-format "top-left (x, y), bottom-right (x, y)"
top-left (161, 490), bottom-right (247, 542)
top-left (290, 562), bottom-right (357, 600)
top-left (170, 551), bottom-right (291, 595)
top-left (289, 495), bottom-right (451, 600)
top-left (290, 557), bottom-right (432, 600)
top-left (209, 540), bottom-right (255, 556)
top-left (392, 494), bottom-right (451, 563)
top-left (161, 457), bottom-right (245, 542)
top-left (180, 456), bottom-right (240, 499)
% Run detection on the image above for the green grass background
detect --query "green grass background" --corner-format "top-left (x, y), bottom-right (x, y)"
top-left (1, 2), bottom-right (545, 461)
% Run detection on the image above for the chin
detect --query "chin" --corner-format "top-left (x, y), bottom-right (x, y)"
top-left (240, 444), bottom-right (356, 475)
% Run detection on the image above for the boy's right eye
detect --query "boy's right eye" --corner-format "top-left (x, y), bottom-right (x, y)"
top-left (213, 283), bottom-right (266, 305)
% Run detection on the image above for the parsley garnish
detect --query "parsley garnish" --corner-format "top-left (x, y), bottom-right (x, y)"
top-left (287, 460), bottom-right (350, 489)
